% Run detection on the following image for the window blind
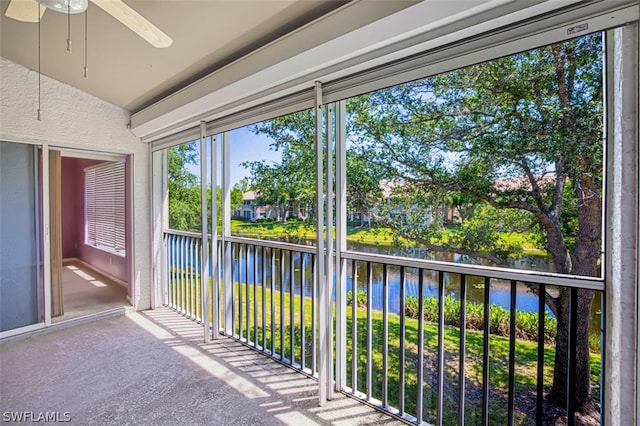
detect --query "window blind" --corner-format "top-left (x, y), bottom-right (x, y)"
top-left (85, 161), bottom-right (126, 256)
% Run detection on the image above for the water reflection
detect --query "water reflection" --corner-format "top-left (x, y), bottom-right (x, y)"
top-left (168, 235), bottom-right (601, 334)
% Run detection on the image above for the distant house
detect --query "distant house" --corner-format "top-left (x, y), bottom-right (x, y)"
top-left (234, 190), bottom-right (296, 222)
top-left (348, 180), bottom-right (437, 228)
top-left (234, 191), bottom-right (309, 222)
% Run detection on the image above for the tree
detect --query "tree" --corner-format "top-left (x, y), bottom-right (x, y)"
top-left (242, 34), bottom-right (602, 412)
top-left (348, 34), bottom-right (603, 411)
top-left (345, 149), bottom-right (385, 227)
top-left (243, 113), bottom-right (316, 222)
top-left (167, 142), bottom-right (244, 232)
top-left (167, 142), bottom-right (200, 231)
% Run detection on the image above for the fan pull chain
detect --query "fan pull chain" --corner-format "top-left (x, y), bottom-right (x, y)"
top-left (66, 1), bottom-right (72, 53)
top-left (37, 3), bottom-right (42, 121)
top-left (84, 8), bottom-right (88, 78)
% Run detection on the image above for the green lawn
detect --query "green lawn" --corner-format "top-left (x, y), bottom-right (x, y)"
top-left (168, 271), bottom-right (600, 425)
top-left (229, 220), bottom-right (546, 257)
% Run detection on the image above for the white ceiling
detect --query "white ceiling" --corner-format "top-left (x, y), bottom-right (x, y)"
top-left (4, 0), bottom-right (637, 141)
top-left (0, 0), bottom-right (414, 112)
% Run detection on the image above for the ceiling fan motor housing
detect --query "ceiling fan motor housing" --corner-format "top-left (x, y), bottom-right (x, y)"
top-left (37, 0), bottom-right (88, 14)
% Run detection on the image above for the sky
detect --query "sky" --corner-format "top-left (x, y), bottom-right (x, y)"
top-left (185, 125), bottom-right (282, 187)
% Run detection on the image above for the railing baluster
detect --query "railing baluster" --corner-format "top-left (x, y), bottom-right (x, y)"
top-left (271, 247), bottom-right (276, 356)
top-left (185, 236), bottom-right (189, 314)
top-left (196, 237), bottom-right (201, 320)
top-left (167, 235), bottom-right (171, 307)
top-left (231, 242), bottom-right (236, 335)
top-left (239, 244), bottom-right (244, 340)
top-left (417, 269), bottom-right (425, 424)
top-left (169, 234), bottom-right (174, 308)
top-left (290, 250), bottom-right (295, 366)
top-left (166, 234), bottom-right (170, 307)
top-left (197, 238), bottom-right (202, 320)
top-left (245, 244), bottom-right (250, 343)
top-left (436, 272), bottom-right (445, 426)
top-left (301, 252), bottom-right (306, 371)
top-left (172, 237), bottom-right (182, 311)
top-left (366, 261), bottom-right (373, 400)
top-left (179, 236), bottom-right (185, 315)
top-left (382, 263), bottom-right (389, 409)
top-left (482, 277), bottom-right (491, 426)
top-left (188, 237), bottom-right (192, 318)
top-left (399, 266), bottom-right (405, 416)
top-left (175, 236), bottom-right (180, 311)
top-left (191, 238), bottom-right (195, 319)
top-left (176, 234), bottom-right (180, 310)
top-left (568, 287), bottom-right (578, 426)
top-left (507, 280), bottom-right (517, 426)
top-left (280, 248), bottom-right (285, 361)
top-left (254, 245), bottom-right (258, 348)
top-left (187, 236), bottom-right (192, 316)
top-left (232, 243), bottom-right (237, 337)
top-left (459, 274), bottom-right (467, 426)
top-left (192, 236), bottom-right (195, 316)
top-left (537, 283), bottom-right (546, 425)
top-left (170, 234), bottom-right (174, 308)
top-left (311, 253), bottom-right (316, 375)
top-left (262, 246), bottom-right (267, 351)
top-left (162, 233), bottom-right (167, 305)
top-left (351, 259), bottom-right (358, 394)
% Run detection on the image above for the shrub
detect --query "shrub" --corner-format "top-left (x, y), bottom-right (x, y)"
top-left (346, 290), bottom-right (368, 308)
top-left (405, 295), bottom-right (559, 346)
top-left (256, 217), bottom-right (277, 223)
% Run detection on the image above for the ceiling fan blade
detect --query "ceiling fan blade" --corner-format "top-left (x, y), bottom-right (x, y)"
top-left (5, 0), bottom-right (45, 23)
top-left (90, 0), bottom-right (172, 48)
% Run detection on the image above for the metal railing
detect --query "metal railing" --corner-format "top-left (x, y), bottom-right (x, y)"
top-left (223, 236), bottom-right (318, 375)
top-left (340, 251), bottom-right (603, 426)
top-left (163, 230), bottom-right (319, 376)
top-left (162, 229), bottom-right (604, 425)
top-left (163, 230), bottom-right (207, 322)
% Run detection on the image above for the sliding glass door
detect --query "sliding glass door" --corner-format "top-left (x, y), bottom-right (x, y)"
top-left (0, 141), bottom-right (43, 332)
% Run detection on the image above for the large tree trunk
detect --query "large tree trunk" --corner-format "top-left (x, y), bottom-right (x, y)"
top-left (547, 174), bottom-right (601, 412)
top-left (547, 288), bottom-right (595, 410)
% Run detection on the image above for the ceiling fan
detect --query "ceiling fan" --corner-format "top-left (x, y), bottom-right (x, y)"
top-left (5, 0), bottom-right (173, 48)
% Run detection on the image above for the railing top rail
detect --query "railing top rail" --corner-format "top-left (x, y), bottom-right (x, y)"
top-left (164, 229), bottom-right (207, 238)
top-left (342, 250), bottom-right (605, 291)
top-left (164, 228), bottom-right (604, 291)
top-left (224, 235), bottom-right (318, 254)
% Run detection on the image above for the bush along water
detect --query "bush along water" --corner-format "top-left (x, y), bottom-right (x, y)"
top-left (347, 290), bottom-right (558, 346)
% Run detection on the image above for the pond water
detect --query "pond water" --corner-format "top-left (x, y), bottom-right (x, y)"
top-left (168, 234), bottom-right (602, 334)
top-left (228, 239), bottom-right (601, 334)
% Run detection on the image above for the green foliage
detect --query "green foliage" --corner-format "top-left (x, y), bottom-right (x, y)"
top-left (243, 110), bottom-right (316, 222)
top-left (168, 143), bottom-right (200, 231)
top-left (347, 34), bottom-right (603, 274)
top-left (167, 142), bottom-right (244, 232)
top-left (447, 204), bottom-right (538, 260)
top-left (403, 295), bottom-right (564, 347)
top-left (346, 290), bottom-right (367, 307)
top-left (255, 217), bottom-right (277, 223)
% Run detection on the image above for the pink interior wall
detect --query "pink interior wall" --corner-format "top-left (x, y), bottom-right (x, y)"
top-left (61, 157), bottom-right (129, 285)
top-left (61, 157), bottom-right (79, 259)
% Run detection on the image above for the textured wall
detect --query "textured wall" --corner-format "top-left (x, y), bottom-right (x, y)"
top-left (0, 57), bottom-right (151, 310)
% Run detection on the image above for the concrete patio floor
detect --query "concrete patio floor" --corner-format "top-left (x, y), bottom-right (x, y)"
top-left (0, 307), bottom-right (402, 425)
